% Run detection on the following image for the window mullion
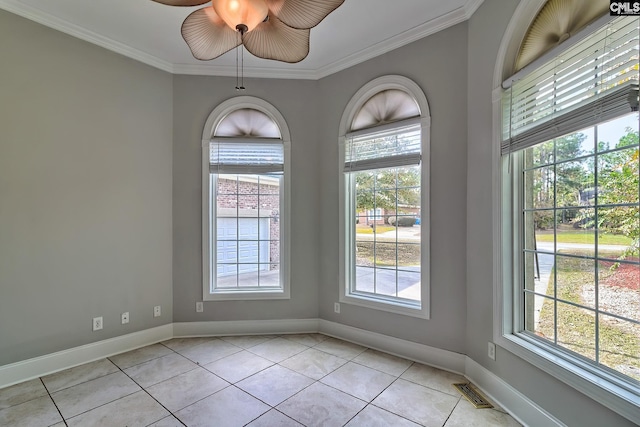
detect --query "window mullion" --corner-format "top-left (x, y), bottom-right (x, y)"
top-left (373, 173), bottom-right (378, 296)
top-left (395, 168), bottom-right (399, 298)
top-left (236, 175), bottom-right (240, 289)
top-left (593, 124), bottom-right (600, 365)
top-left (257, 175), bottom-right (261, 289)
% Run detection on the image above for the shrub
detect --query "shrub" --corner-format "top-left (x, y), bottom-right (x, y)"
top-left (387, 216), bottom-right (416, 227)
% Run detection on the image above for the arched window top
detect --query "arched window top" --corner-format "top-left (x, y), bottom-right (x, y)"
top-left (339, 75), bottom-right (430, 138)
top-left (202, 96), bottom-right (290, 144)
top-left (350, 89), bottom-right (421, 132)
top-left (514, 0), bottom-right (609, 72)
top-left (214, 108), bottom-right (281, 139)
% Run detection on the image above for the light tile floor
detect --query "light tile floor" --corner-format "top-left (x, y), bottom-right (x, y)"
top-left (0, 334), bottom-right (522, 427)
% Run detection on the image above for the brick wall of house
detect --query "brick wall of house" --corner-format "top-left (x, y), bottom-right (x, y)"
top-left (217, 178), bottom-right (280, 269)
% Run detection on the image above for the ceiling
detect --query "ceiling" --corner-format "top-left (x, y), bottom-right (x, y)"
top-left (0, 0), bottom-right (483, 79)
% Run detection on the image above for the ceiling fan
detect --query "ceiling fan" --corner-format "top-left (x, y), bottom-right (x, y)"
top-left (151, 0), bottom-right (345, 64)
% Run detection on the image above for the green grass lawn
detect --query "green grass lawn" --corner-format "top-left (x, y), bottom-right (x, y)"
top-left (355, 242), bottom-right (420, 266)
top-left (536, 256), bottom-right (640, 381)
top-left (356, 225), bottom-right (395, 234)
top-left (535, 231), bottom-right (632, 246)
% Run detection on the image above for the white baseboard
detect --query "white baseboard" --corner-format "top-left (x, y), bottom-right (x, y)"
top-left (465, 357), bottom-right (566, 427)
top-left (0, 324), bottom-right (173, 389)
top-left (318, 319), bottom-right (466, 374)
top-left (0, 319), bottom-right (563, 427)
top-left (173, 318), bottom-right (320, 337)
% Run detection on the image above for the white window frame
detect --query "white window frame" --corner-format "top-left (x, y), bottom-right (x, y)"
top-left (202, 97), bottom-right (291, 301)
top-left (493, 3), bottom-right (640, 422)
top-left (338, 75), bottom-right (431, 319)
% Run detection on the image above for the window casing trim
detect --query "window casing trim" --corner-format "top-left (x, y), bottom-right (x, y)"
top-left (202, 97), bottom-right (291, 301)
top-left (338, 75), bottom-right (431, 319)
top-left (492, 3), bottom-right (640, 422)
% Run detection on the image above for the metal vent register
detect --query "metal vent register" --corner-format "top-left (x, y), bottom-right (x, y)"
top-left (453, 383), bottom-right (493, 409)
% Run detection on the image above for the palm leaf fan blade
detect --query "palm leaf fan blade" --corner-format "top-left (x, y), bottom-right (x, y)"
top-left (181, 7), bottom-right (241, 60)
top-left (151, 0), bottom-right (211, 6)
top-left (265, 0), bottom-right (344, 29)
top-left (243, 15), bottom-right (310, 63)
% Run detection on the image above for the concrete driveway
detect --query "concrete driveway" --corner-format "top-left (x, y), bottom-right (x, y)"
top-left (354, 266), bottom-right (421, 301)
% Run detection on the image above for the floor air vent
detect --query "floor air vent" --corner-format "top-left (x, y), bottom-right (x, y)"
top-left (453, 383), bottom-right (493, 409)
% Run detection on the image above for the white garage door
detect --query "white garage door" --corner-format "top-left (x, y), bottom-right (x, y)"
top-left (217, 217), bottom-right (270, 276)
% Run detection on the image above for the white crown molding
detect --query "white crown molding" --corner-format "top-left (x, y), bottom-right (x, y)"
top-left (0, 324), bottom-right (173, 389)
top-left (0, 0), bottom-right (175, 73)
top-left (172, 63), bottom-right (319, 80)
top-left (0, 0), bottom-right (484, 80)
top-left (314, 3), bottom-right (473, 79)
top-left (464, 0), bottom-right (485, 19)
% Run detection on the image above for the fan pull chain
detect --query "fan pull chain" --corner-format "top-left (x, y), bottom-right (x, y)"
top-left (235, 25), bottom-right (246, 91)
top-left (240, 44), bottom-right (245, 91)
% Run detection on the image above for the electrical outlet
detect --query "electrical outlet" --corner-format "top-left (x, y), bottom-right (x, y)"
top-left (154, 305), bottom-right (161, 317)
top-left (92, 316), bottom-right (103, 331)
top-left (334, 302), bottom-right (341, 313)
top-left (196, 302), bottom-right (203, 313)
top-left (488, 342), bottom-right (496, 360)
top-left (121, 312), bottom-right (129, 324)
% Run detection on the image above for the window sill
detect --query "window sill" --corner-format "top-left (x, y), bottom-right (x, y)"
top-left (340, 293), bottom-right (428, 319)
top-left (204, 288), bottom-right (290, 301)
top-left (495, 332), bottom-right (640, 423)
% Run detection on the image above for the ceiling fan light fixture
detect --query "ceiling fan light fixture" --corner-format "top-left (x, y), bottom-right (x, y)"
top-left (212, 0), bottom-right (269, 33)
top-left (152, 0), bottom-right (345, 66)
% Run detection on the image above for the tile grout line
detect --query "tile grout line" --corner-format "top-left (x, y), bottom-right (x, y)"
top-left (4, 335), bottom-right (520, 426)
top-left (43, 362), bottom-right (119, 395)
top-left (110, 356), bottom-right (189, 427)
top-left (107, 343), bottom-right (176, 371)
top-left (267, 341), bottom-right (409, 427)
top-left (52, 387), bottom-right (142, 423)
top-left (238, 340), bottom-right (361, 423)
top-left (55, 345), bottom-right (345, 427)
top-left (39, 377), bottom-right (69, 427)
top-left (317, 366), bottom-right (420, 426)
top-left (51, 342), bottom-right (194, 425)
top-left (153, 339), bottom-right (276, 424)
top-left (441, 395), bottom-right (463, 426)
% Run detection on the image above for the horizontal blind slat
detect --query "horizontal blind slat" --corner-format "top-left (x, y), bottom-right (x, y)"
top-left (344, 123), bottom-right (421, 172)
top-left (209, 141), bottom-right (284, 172)
top-left (502, 16), bottom-right (639, 146)
top-left (501, 84), bottom-right (638, 154)
top-left (345, 153), bottom-right (421, 172)
top-left (209, 165), bottom-right (284, 174)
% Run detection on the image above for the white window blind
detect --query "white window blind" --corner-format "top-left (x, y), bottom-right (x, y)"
top-left (209, 139), bottom-right (284, 174)
top-left (502, 16), bottom-right (639, 155)
top-left (344, 121), bottom-right (421, 172)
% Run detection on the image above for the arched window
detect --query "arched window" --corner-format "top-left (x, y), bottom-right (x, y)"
top-left (339, 76), bottom-right (431, 318)
top-left (202, 97), bottom-right (290, 300)
top-left (495, 0), bottom-right (639, 419)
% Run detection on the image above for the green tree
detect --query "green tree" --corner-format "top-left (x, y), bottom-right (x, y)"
top-left (597, 127), bottom-right (639, 255)
top-left (355, 168), bottom-right (420, 213)
top-left (555, 133), bottom-right (590, 212)
top-left (528, 132), bottom-right (588, 228)
top-left (352, 131), bottom-right (421, 214)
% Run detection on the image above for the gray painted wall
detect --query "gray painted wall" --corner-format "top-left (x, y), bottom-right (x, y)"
top-left (0, 4), bottom-right (636, 425)
top-left (172, 75), bottom-right (321, 321)
top-left (466, 1), bottom-right (635, 426)
top-left (317, 23), bottom-right (469, 354)
top-left (0, 10), bottom-right (173, 365)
